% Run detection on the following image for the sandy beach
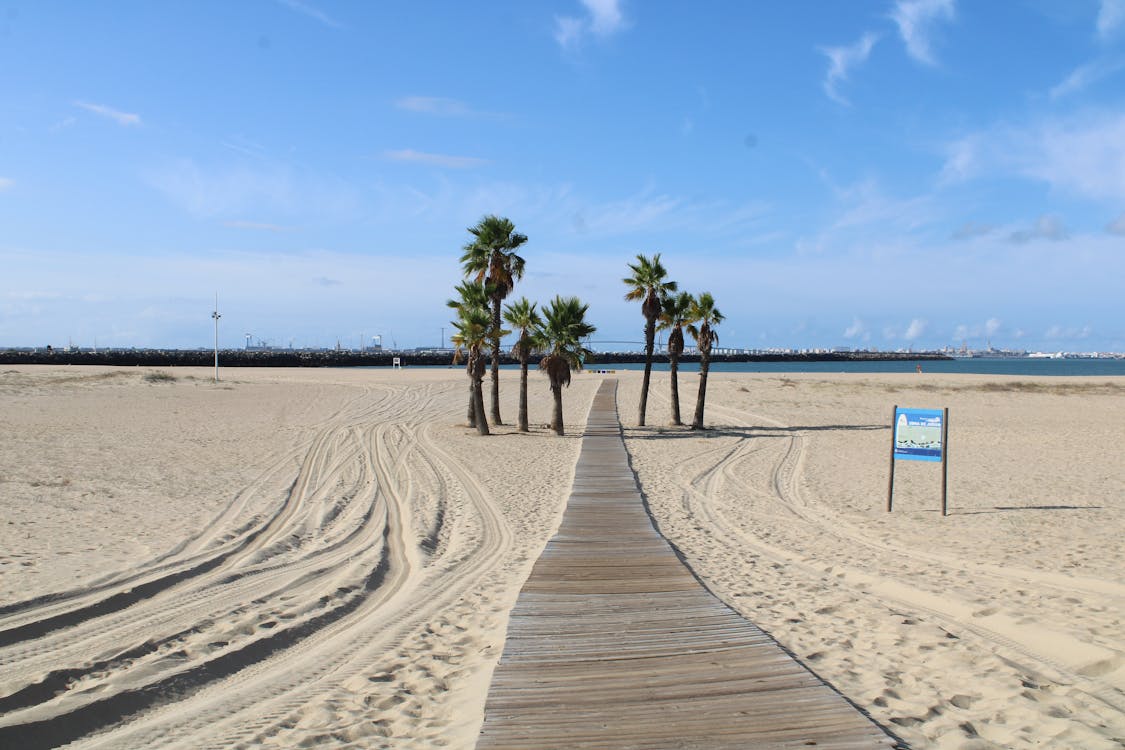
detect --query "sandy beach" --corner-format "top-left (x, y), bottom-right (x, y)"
top-left (1, 365), bottom-right (1122, 749)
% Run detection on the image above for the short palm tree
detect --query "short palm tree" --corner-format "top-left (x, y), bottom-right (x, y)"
top-left (686, 292), bottom-right (723, 430)
top-left (450, 306), bottom-right (493, 436)
top-left (623, 253), bottom-right (676, 426)
top-left (658, 291), bottom-right (694, 426)
top-left (461, 215), bottom-right (528, 426)
top-left (536, 296), bottom-right (596, 436)
top-left (503, 297), bottom-right (543, 433)
top-left (448, 281), bottom-right (494, 431)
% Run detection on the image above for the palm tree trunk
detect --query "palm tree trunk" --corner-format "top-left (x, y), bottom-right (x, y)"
top-left (551, 384), bottom-right (564, 436)
top-left (669, 353), bottom-right (681, 425)
top-left (638, 316), bottom-right (655, 426)
top-left (467, 381), bottom-right (476, 427)
top-left (692, 347), bottom-right (710, 430)
top-left (518, 353), bottom-right (529, 432)
top-left (490, 298), bottom-right (502, 425)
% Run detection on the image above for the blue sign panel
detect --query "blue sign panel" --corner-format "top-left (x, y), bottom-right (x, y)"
top-left (894, 407), bottom-right (944, 462)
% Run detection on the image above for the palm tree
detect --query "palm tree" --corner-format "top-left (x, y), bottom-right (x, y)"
top-left (686, 292), bottom-right (724, 430)
top-left (461, 215), bottom-right (528, 426)
top-left (658, 291), bottom-right (693, 426)
top-left (622, 253), bottom-right (676, 426)
top-left (447, 281), bottom-right (493, 430)
top-left (503, 297), bottom-right (543, 433)
top-left (450, 305), bottom-right (493, 436)
top-left (536, 296), bottom-right (596, 436)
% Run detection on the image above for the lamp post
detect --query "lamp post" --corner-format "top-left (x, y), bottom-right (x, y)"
top-left (212, 294), bottom-right (221, 383)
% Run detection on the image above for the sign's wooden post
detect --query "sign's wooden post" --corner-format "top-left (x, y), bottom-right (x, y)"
top-left (886, 404), bottom-right (898, 512)
top-left (941, 407), bottom-right (950, 516)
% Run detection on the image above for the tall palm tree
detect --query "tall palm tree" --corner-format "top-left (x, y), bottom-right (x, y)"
top-left (536, 296), bottom-right (596, 436)
top-left (658, 291), bottom-right (693, 426)
top-left (503, 297), bottom-right (542, 433)
top-left (622, 253), bottom-right (677, 426)
top-left (461, 215), bottom-right (528, 426)
top-left (447, 281), bottom-right (493, 429)
top-left (686, 292), bottom-right (724, 430)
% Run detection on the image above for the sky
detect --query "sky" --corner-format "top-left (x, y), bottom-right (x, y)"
top-left (2, 0), bottom-right (1124, 353)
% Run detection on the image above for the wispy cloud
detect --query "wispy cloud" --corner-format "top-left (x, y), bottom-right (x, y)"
top-left (555, 0), bottom-right (627, 50)
top-left (1009, 214), bottom-right (1069, 244)
top-left (383, 149), bottom-right (488, 169)
top-left (1098, 0), bottom-right (1125, 39)
top-left (275, 0), bottom-right (341, 28)
top-left (0, 177), bottom-right (13, 191)
top-left (393, 96), bottom-right (505, 120)
top-left (223, 220), bottom-right (298, 232)
top-left (1107, 211), bottom-right (1125, 235)
top-left (951, 220), bottom-right (994, 240)
top-left (938, 113), bottom-right (1125, 203)
top-left (891, 0), bottom-right (955, 65)
top-left (1045, 324), bottom-right (1092, 341)
top-left (1049, 57), bottom-right (1125, 99)
top-left (820, 33), bottom-right (879, 105)
top-left (145, 158), bottom-right (359, 219)
top-left (74, 100), bottom-right (141, 127)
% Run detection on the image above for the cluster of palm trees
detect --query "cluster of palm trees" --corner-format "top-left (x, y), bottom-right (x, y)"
top-left (623, 253), bottom-right (723, 431)
top-left (448, 217), bottom-right (722, 437)
top-left (449, 215), bottom-right (595, 436)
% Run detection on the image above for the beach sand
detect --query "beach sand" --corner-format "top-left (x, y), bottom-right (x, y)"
top-left (0, 365), bottom-right (1122, 748)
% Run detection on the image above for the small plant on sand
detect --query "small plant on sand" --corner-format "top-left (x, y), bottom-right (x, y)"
top-left (143, 371), bottom-right (177, 383)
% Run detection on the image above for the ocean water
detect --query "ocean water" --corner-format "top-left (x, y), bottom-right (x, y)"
top-left (593, 358), bottom-right (1125, 377)
top-left (406, 358), bottom-right (1125, 376)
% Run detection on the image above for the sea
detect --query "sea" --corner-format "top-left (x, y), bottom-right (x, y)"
top-left (421, 358), bottom-right (1125, 377)
top-left (591, 358), bottom-right (1125, 377)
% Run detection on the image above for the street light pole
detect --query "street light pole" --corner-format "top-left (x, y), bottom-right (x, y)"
top-left (212, 293), bottom-right (221, 383)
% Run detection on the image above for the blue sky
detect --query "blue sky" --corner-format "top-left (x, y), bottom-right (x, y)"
top-left (2, 0), bottom-right (1124, 352)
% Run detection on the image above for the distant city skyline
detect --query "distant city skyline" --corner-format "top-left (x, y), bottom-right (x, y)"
top-left (3, 1), bottom-right (1124, 352)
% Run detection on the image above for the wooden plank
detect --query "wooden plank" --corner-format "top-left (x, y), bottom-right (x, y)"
top-left (478, 379), bottom-right (899, 749)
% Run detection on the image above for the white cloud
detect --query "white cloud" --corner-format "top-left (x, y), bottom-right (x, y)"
top-left (275, 0), bottom-right (341, 28)
top-left (145, 159), bottom-right (359, 219)
top-left (891, 0), bottom-right (955, 65)
top-left (1098, 0), bottom-right (1125, 39)
top-left (953, 318), bottom-right (1001, 342)
top-left (820, 33), bottom-right (879, 105)
top-left (1107, 212), bottom-right (1125, 234)
top-left (939, 113), bottom-right (1125, 202)
top-left (1049, 58), bottom-right (1125, 99)
top-left (555, 0), bottom-right (627, 50)
top-left (1045, 324), bottom-right (1092, 340)
top-left (395, 96), bottom-right (478, 117)
top-left (951, 220), bottom-right (993, 240)
top-left (383, 149), bottom-right (488, 169)
top-left (74, 101), bottom-right (141, 127)
top-left (844, 317), bottom-right (867, 339)
top-left (1009, 214), bottom-right (1069, 244)
top-left (0, 177), bottom-right (13, 191)
top-left (223, 220), bottom-right (298, 232)
top-left (904, 318), bottom-right (927, 340)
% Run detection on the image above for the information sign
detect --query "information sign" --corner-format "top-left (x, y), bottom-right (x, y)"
top-left (887, 404), bottom-right (951, 515)
top-left (893, 407), bottom-right (944, 462)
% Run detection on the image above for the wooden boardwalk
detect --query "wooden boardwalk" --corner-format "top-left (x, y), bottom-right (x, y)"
top-left (478, 379), bottom-right (898, 749)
